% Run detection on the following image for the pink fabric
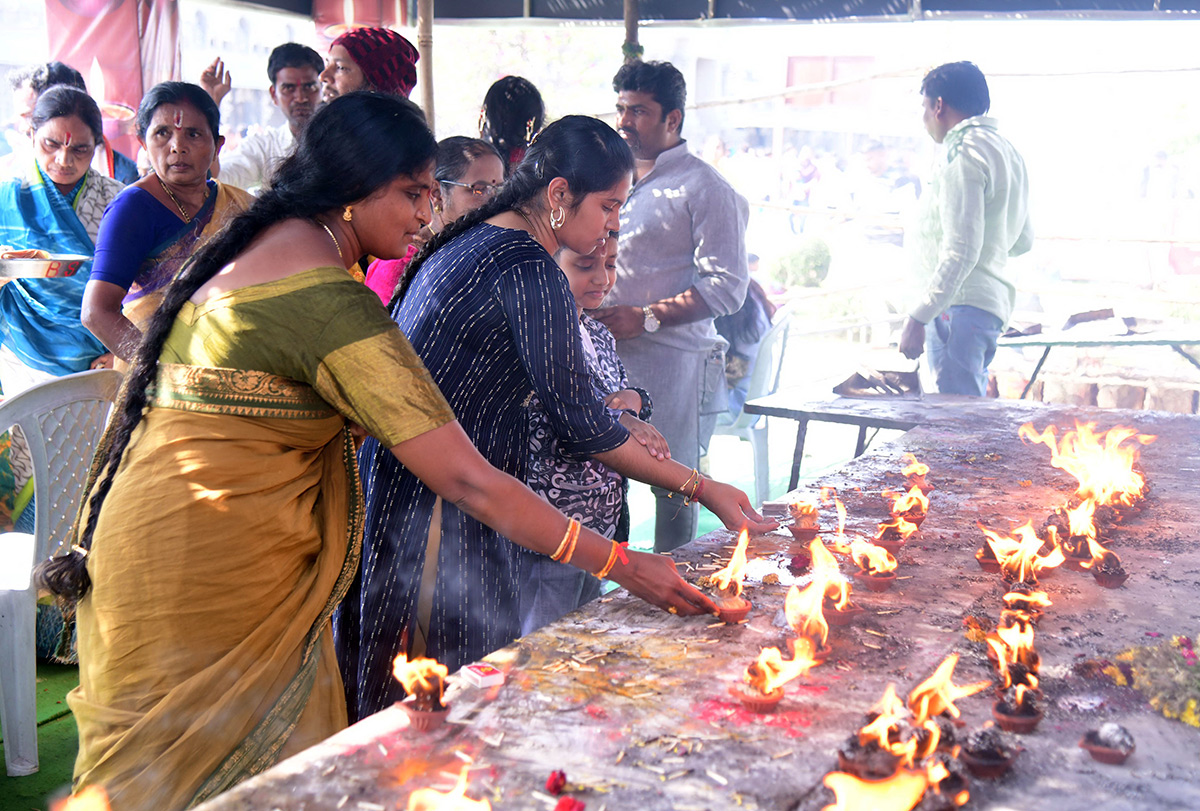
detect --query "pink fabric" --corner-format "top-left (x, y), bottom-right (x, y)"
top-left (364, 243), bottom-right (418, 305)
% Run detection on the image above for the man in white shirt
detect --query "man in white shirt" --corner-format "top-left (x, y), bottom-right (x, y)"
top-left (899, 61), bottom-right (1033, 396)
top-left (206, 43), bottom-right (322, 192)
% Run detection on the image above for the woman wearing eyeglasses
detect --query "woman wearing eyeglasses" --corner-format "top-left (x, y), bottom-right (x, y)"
top-left (364, 136), bottom-right (503, 304)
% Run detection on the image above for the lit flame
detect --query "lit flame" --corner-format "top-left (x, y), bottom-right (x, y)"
top-left (822, 767), bottom-right (929, 811)
top-left (900, 452), bottom-right (929, 480)
top-left (886, 484), bottom-right (929, 518)
top-left (51, 787), bottom-right (110, 811)
top-left (784, 537), bottom-right (850, 645)
top-left (785, 580), bottom-right (829, 647)
top-left (407, 766), bottom-right (491, 811)
top-left (849, 539), bottom-right (897, 575)
top-left (1064, 499), bottom-right (1097, 539)
top-left (1002, 587), bottom-right (1052, 611)
top-left (789, 497), bottom-right (820, 528)
top-left (744, 643), bottom-right (817, 694)
top-left (875, 516), bottom-right (918, 542)
top-left (1019, 421), bottom-right (1155, 508)
top-left (857, 683), bottom-right (910, 757)
top-left (986, 620), bottom-right (1040, 692)
top-left (393, 653), bottom-right (448, 706)
top-left (713, 528), bottom-right (751, 597)
top-left (980, 521), bottom-right (1063, 583)
top-left (906, 653), bottom-right (989, 723)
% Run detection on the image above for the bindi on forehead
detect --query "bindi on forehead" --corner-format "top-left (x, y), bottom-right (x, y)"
top-left (174, 111), bottom-right (184, 129)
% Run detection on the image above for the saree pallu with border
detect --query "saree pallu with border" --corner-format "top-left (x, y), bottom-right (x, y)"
top-left (121, 182), bottom-right (253, 332)
top-left (69, 363), bottom-right (362, 810)
top-left (0, 164), bottom-right (121, 375)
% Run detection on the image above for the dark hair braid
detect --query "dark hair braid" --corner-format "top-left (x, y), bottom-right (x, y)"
top-left (34, 92), bottom-right (435, 601)
top-left (392, 114), bottom-right (632, 310)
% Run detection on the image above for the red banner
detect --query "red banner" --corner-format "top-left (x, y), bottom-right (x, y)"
top-left (44, 0), bottom-right (181, 157)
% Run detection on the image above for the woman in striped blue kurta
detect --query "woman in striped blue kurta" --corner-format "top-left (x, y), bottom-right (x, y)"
top-left (337, 117), bottom-right (772, 721)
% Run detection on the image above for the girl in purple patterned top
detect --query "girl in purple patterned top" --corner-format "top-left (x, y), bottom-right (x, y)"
top-left (517, 234), bottom-right (668, 634)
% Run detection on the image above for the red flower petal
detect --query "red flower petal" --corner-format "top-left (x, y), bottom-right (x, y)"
top-left (545, 770), bottom-right (567, 795)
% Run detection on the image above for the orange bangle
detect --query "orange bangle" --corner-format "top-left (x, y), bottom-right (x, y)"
top-left (560, 520), bottom-right (581, 564)
top-left (595, 540), bottom-right (621, 579)
top-left (551, 519), bottom-right (580, 561)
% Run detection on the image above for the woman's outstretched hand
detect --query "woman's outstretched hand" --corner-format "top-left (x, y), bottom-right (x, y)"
top-left (699, 478), bottom-right (777, 535)
top-left (609, 548), bottom-right (717, 616)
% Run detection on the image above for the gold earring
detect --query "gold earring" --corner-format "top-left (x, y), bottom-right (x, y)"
top-left (433, 203), bottom-right (443, 214)
top-left (342, 206), bottom-right (353, 222)
top-left (549, 206), bottom-right (566, 231)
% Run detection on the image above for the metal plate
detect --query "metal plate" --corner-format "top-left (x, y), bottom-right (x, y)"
top-left (0, 255), bottom-right (89, 279)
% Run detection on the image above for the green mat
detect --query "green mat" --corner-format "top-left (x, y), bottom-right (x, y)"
top-left (0, 663), bottom-right (78, 811)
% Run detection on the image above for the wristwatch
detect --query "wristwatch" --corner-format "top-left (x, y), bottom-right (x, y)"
top-left (641, 305), bottom-right (660, 334)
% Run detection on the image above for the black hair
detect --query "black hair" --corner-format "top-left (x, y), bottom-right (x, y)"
top-left (267, 42), bottom-right (324, 85)
top-left (435, 136), bottom-right (503, 186)
top-left (34, 92), bottom-right (436, 602)
top-left (715, 279), bottom-right (777, 349)
top-left (480, 76), bottom-right (545, 170)
top-left (393, 114), bottom-right (632, 308)
top-left (612, 60), bottom-right (687, 130)
top-left (136, 81), bottom-right (222, 144)
top-left (8, 61), bottom-right (86, 94)
top-left (920, 61), bottom-right (990, 118)
top-left (30, 85), bottom-right (104, 144)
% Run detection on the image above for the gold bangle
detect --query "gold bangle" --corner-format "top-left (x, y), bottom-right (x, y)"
top-left (595, 540), bottom-right (621, 579)
top-left (551, 519), bottom-right (579, 561)
top-left (559, 520), bottom-right (581, 565)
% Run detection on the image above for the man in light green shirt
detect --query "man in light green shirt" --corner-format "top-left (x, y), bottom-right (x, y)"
top-left (899, 62), bottom-right (1033, 396)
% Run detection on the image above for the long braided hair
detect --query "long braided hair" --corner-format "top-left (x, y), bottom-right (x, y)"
top-left (35, 91), bottom-right (436, 601)
top-left (392, 114), bottom-right (633, 310)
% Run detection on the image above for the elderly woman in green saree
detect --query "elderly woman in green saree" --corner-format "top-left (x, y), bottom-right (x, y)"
top-left (82, 82), bottom-right (252, 363)
top-left (37, 92), bottom-right (717, 811)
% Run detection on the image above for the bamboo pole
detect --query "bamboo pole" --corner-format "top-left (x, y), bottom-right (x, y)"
top-left (417, 0), bottom-right (434, 133)
top-left (623, 0), bottom-right (641, 64)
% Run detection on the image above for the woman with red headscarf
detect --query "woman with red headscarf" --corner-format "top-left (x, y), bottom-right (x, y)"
top-left (320, 27), bottom-right (419, 102)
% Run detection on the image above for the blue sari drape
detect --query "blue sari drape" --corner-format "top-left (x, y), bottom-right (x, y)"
top-left (0, 164), bottom-right (108, 375)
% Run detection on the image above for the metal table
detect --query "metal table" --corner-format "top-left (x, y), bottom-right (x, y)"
top-left (998, 331), bottom-right (1200, 399)
top-left (742, 391), bottom-right (1053, 491)
top-left (196, 401), bottom-right (1200, 811)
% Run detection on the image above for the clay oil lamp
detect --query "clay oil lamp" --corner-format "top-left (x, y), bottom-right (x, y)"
top-left (985, 620), bottom-right (1041, 701)
top-left (406, 765), bottom-right (491, 810)
top-left (917, 755), bottom-right (971, 811)
top-left (901, 452), bottom-right (935, 496)
top-left (958, 726), bottom-right (1020, 779)
top-left (1051, 499), bottom-right (1103, 571)
top-left (812, 536), bottom-right (863, 628)
top-left (1000, 584), bottom-right (1051, 627)
top-left (886, 483), bottom-right (930, 529)
top-left (1089, 550), bottom-right (1129, 588)
top-left (979, 521), bottom-right (1064, 585)
top-left (394, 653), bottom-right (451, 731)
top-left (787, 496), bottom-right (821, 542)
top-left (849, 539), bottom-right (898, 592)
top-left (836, 684), bottom-right (914, 779)
top-left (992, 684), bottom-right (1043, 733)
top-left (732, 641), bottom-right (818, 713)
top-left (709, 527), bottom-right (752, 623)
top-left (1079, 722), bottom-right (1135, 765)
top-left (1018, 420), bottom-right (1155, 515)
top-left (873, 515), bottom-right (918, 557)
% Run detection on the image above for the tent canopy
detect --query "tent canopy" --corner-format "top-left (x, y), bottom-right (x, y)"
top-left (252, 1), bottom-right (1200, 20)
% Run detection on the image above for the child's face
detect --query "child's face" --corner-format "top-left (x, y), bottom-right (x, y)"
top-left (561, 236), bottom-right (618, 311)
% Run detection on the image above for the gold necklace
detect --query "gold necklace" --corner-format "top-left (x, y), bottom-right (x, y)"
top-left (157, 175), bottom-right (192, 222)
top-left (514, 208), bottom-right (539, 235)
top-left (317, 220), bottom-right (344, 263)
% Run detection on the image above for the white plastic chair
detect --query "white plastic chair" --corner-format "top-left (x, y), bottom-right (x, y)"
top-left (0, 368), bottom-right (121, 776)
top-left (713, 305), bottom-right (793, 507)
